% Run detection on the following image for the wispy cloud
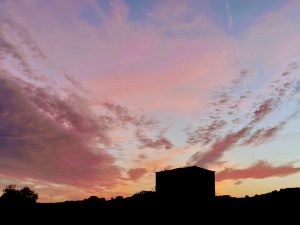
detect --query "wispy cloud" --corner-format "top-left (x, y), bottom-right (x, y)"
top-left (189, 128), bottom-right (249, 167)
top-left (216, 160), bottom-right (300, 182)
top-left (0, 74), bottom-right (122, 188)
top-left (225, 0), bottom-right (232, 30)
top-left (1, 0), bottom-right (236, 113)
top-left (187, 61), bottom-right (300, 167)
top-left (136, 130), bottom-right (173, 150)
top-left (0, 13), bottom-right (167, 195)
top-left (242, 110), bottom-right (300, 146)
top-left (1, 0), bottom-right (300, 199)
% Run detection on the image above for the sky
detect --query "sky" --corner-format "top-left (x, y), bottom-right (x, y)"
top-left (0, 0), bottom-right (300, 202)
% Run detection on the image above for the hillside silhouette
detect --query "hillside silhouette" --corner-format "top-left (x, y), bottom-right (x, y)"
top-left (1, 167), bottom-right (299, 222)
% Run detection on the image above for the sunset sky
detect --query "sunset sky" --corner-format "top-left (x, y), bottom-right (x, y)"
top-left (1, 0), bottom-right (300, 202)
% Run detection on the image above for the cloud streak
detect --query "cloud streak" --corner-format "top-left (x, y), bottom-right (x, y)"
top-left (136, 130), bottom-right (173, 150)
top-left (189, 128), bottom-right (249, 167)
top-left (0, 13), bottom-right (168, 195)
top-left (216, 161), bottom-right (300, 182)
top-left (225, 0), bottom-right (232, 30)
top-left (1, 0), bottom-right (237, 113)
top-left (0, 73), bottom-right (122, 188)
top-left (1, 0), bottom-right (300, 199)
top-left (188, 61), bottom-right (300, 167)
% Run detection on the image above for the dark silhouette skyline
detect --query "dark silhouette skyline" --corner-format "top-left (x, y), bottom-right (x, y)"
top-left (1, 167), bottom-right (299, 211)
top-left (156, 166), bottom-right (215, 203)
top-left (0, 167), bottom-right (299, 223)
top-left (1, 1), bottom-right (300, 209)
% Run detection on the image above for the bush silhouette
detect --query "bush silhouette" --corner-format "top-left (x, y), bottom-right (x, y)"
top-left (19, 187), bottom-right (38, 204)
top-left (85, 195), bottom-right (106, 204)
top-left (0, 184), bottom-right (38, 205)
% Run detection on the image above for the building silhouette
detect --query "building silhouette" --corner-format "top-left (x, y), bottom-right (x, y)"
top-left (156, 166), bottom-right (215, 202)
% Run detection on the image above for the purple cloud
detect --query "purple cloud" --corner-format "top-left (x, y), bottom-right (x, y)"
top-left (0, 75), bottom-right (122, 188)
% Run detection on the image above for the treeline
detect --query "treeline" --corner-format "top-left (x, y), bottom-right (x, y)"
top-left (0, 184), bottom-right (38, 205)
top-left (0, 184), bottom-right (299, 222)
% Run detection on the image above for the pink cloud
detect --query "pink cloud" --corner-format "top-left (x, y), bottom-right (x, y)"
top-left (187, 61), bottom-right (300, 167)
top-left (242, 128), bottom-right (275, 146)
top-left (242, 125), bottom-right (282, 146)
top-left (1, 0), bottom-right (237, 113)
top-left (0, 10), bottom-right (175, 199)
top-left (251, 98), bottom-right (275, 125)
top-left (0, 74), bottom-right (122, 188)
top-left (243, 109), bottom-right (300, 146)
top-left (216, 161), bottom-right (300, 182)
top-left (189, 127), bottom-right (249, 167)
top-left (136, 130), bottom-right (173, 150)
top-left (102, 101), bottom-right (154, 128)
top-left (2, 0), bottom-right (300, 199)
top-left (0, 69), bottom-right (164, 191)
top-left (187, 120), bottom-right (226, 145)
top-left (127, 168), bottom-right (147, 181)
top-left (86, 49), bottom-right (235, 113)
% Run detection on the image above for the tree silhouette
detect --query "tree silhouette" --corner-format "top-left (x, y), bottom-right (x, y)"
top-left (85, 195), bottom-right (106, 204)
top-left (0, 184), bottom-right (38, 205)
top-left (19, 187), bottom-right (38, 204)
top-left (1, 185), bottom-right (19, 204)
